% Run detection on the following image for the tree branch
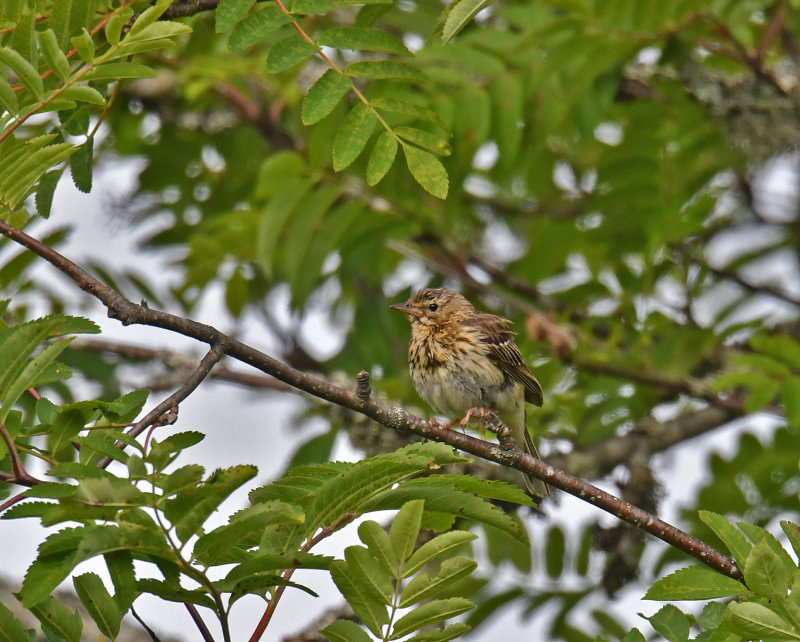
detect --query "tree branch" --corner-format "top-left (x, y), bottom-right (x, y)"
top-left (0, 419), bottom-right (41, 487)
top-left (96, 342), bottom-right (226, 468)
top-left (0, 219), bottom-right (744, 583)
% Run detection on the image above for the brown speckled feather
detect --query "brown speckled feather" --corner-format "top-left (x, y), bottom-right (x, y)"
top-left (465, 313), bottom-right (544, 407)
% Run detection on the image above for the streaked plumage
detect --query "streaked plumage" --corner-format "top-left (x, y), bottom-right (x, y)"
top-left (391, 288), bottom-right (550, 497)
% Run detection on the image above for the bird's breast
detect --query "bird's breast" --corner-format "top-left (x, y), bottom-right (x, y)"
top-left (409, 330), bottom-right (517, 417)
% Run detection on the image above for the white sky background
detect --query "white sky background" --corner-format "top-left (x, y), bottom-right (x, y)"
top-left (1, 145), bottom-right (797, 641)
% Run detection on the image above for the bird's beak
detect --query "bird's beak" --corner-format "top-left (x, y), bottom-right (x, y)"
top-left (390, 302), bottom-right (424, 318)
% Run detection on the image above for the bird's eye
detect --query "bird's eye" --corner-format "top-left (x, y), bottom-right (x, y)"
top-left (428, 303), bottom-right (438, 312)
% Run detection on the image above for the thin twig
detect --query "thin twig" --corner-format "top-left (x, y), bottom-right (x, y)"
top-left (0, 220), bottom-right (744, 582)
top-left (96, 343), bottom-right (226, 468)
top-left (185, 603), bottom-right (215, 642)
top-left (131, 604), bottom-right (163, 642)
top-left (0, 488), bottom-right (29, 513)
top-left (0, 419), bottom-right (41, 486)
top-left (249, 513), bottom-right (356, 642)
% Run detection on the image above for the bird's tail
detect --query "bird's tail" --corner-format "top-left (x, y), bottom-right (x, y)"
top-left (521, 427), bottom-right (551, 498)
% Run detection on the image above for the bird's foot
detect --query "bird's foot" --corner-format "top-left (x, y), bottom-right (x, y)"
top-left (428, 417), bottom-right (467, 434)
top-left (460, 407), bottom-right (495, 438)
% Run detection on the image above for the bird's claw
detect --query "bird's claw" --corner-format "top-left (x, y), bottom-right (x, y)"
top-left (460, 407), bottom-right (495, 438)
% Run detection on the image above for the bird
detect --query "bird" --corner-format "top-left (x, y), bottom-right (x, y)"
top-left (390, 287), bottom-right (550, 497)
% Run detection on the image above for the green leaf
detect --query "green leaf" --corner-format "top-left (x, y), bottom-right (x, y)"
top-left (70, 136), bottom-right (93, 193)
top-left (358, 520), bottom-right (398, 577)
top-left (405, 531), bottom-right (478, 576)
top-left (751, 334), bottom-right (800, 370)
top-left (19, 528), bottom-right (83, 607)
top-left (2, 337), bottom-right (73, 423)
top-left (400, 557), bottom-right (477, 607)
top-left (73, 573), bottom-right (121, 639)
top-left (0, 46), bottom-right (43, 98)
top-left (105, 551), bottom-right (137, 612)
top-left (216, 0), bottom-right (257, 32)
top-left (782, 379), bottom-right (800, 429)
top-left (645, 604), bottom-right (690, 642)
top-left (744, 540), bottom-right (790, 596)
top-left (292, 0), bottom-right (392, 13)
top-left (0, 75), bottom-right (18, 114)
top-left (0, 138), bottom-right (75, 210)
top-left (490, 73), bottom-right (524, 169)
top-left (302, 69), bottom-right (353, 125)
top-left (35, 168), bottom-right (62, 219)
top-left (737, 522), bottom-right (796, 578)
top-left (644, 566), bottom-right (747, 600)
top-left (0, 601), bottom-right (29, 642)
top-left (39, 29), bottom-right (71, 80)
top-left (745, 374), bottom-right (781, 413)
top-left (371, 97), bottom-right (445, 128)
top-left (125, 20), bottom-right (192, 44)
top-left (228, 4), bottom-right (291, 51)
top-left (330, 559), bottom-right (389, 637)
top-left (224, 551), bottom-right (332, 583)
top-left (60, 85), bottom-right (106, 106)
top-left (781, 521), bottom-right (800, 561)
top-left (361, 476), bottom-right (526, 541)
top-left (346, 60), bottom-right (427, 82)
top-left (621, 630), bottom-right (647, 642)
top-left (441, 0), bottom-right (491, 43)
top-left (390, 597), bottom-right (474, 639)
top-left (163, 465), bottom-right (258, 542)
top-left (724, 601), bottom-right (800, 640)
top-left (344, 545), bottom-right (394, 603)
top-left (402, 144), bottom-right (449, 198)
top-left (83, 62), bottom-right (157, 81)
top-left (545, 525), bottom-right (565, 579)
top-left (266, 35), bottom-right (319, 73)
top-left (366, 131), bottom-right (398, 186)
top-left (283, 184), bottom-right (342, 297)
top-left (27, 594), bottom-right (82, 642)
top-left (395, 126), bottom-right (451, 156)
top-left (256, 178), bottom-right (315, 279)
top-left (698, 511), bottom-right (752, 569)
top-left (390, 499), bottom-right (425, 565)
top-left (318, 27), bottom-right (409, 54)
top-left (320, 619), bottom-right (373, 642)
top-left (332, 102), bottom-right (377, 171)
top-left (70, 28), bottom-right (95, 63)
top-left (137, 579), bottom-right (216, 610)
top-left (127, 0), bottom-right (173, 38)
top-left (147, 431), bottom-right (205, 469)
top-left (105, 8), bottom-right (134, 46)
top-left (225, 265), bottom-right (249, 317)
top-left (303, 443), bottom-right (463, 537)
top-left (193, 501), bottom-right (305, 566)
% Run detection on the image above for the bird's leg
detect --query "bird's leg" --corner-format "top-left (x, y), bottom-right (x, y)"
top-left (460, 407), bottom-right (495, 438)
top-left (428, 417), bottom-right (466, 434)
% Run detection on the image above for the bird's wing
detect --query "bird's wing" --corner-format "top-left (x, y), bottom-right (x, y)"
top-left (468, 313), bottom-right (544, 407)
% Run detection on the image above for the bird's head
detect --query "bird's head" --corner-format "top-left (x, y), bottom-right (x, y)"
top-left (390, 288), bottom-right (473, 327)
